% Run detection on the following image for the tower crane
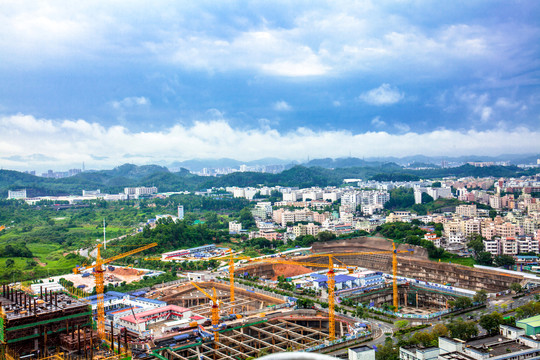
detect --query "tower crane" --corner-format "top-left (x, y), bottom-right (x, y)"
top-left (249, 243), bottom-right (413, 341)
top-left (210, 254), bottom-right (251, 314)
top-left (190, 282), bottom-right (221, 345)
top-left (73, 242), bottom-right (158, 339)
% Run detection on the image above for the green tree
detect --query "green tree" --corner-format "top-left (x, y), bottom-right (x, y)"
top-left (432, 181), bottom-right (442, 188)
top-left (375, 341), bottom-right (399, 360)
top-left (395, 320), bottom-right (409, 329)
top-left (421, 192), bottom-right (434, 203)
top-left (431, 323), bottom-right (449, 338)
top-left (494, 255), bottom-right (515, 268)
top-left (510, 283), bottom-right (522, 293)
top-left (448, 297), bottom-right (473, 310)
top-left (473, 290), bottom-right (488, 304)
top-left (467, 234), bottom-right (484, 253)
top-left (239, 208), bottom-right (256, 229)
top-left (447, 318), bottom-right (478, 340)
top-left (317, 231), bottom-right (336, 242)
top-left (479, 312), bottom-right (503, 335)
top-left (5, 259), bottom-right (15, 268)
top-left (476, 251), bottom-right (493, 266)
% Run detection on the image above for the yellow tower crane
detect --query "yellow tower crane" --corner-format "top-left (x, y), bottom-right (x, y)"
top-left (211, 254), bottom-right (251, 314)
top-left (190, 282), bottom-right (221, 345)
top-left (250, 243), bottom-right (413, 341)
top-left (73, 242), bottom-right (158, 339)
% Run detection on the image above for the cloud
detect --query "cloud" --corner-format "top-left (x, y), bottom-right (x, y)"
top-left (359, 84), bottom-right (404, 105)
top-left (394, 122), bottom-right (410, 132)
top-left (1, 2), bottom-right (537, 84)
top-left (370, 116), bottom-right (386, 127)
top-left (1, 113), bottom-right (539, 171)
top-left (111, 96), bottom-right (150, 110)
top-left (273, 100), bottom-right (292, 111)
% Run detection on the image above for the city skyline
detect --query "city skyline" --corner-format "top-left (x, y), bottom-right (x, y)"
top-left (1, 1), bottom-right (540, 170)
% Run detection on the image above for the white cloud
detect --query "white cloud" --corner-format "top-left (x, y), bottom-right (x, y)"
top-left (359, 84), bottom-right (404, 105)
top-left (0, 2), bottom-right (536, 82)
top-left (394, 122), bottom-right (410, 132)
top-left (370, 116), bottom-right (386, 127)
top-left (111, 96), bottom-right (150, 109)
top-left (1, 113), bottom-right (539, 171)
top-left (273, 100), bottom-right (292, 111)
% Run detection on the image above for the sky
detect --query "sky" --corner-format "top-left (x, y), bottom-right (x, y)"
top-left (1, 1), bottom-right (540, 171)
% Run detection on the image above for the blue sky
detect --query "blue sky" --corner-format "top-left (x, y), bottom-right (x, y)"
top-left (1, 1), bottom-right (539, 171)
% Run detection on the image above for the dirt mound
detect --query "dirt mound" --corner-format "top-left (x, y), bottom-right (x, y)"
top-left (270, 263), bottom-right (313, 281)
top-left (110, 267), bottom-right (139, 276)
top-left (311, 236), bottom-right (428, 259)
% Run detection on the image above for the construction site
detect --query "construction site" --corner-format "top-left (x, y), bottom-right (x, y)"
top-left (0, 284), bottom-right (130, 359)
top-left (145, 281), bottom-right (367, 360)
top-left (1, 236), bottom-right (534, 359)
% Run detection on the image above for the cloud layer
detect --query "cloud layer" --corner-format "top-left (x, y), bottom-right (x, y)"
top-left (1, 114), bottom-right (538, 171)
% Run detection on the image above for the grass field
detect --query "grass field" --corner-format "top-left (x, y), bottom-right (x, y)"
top-left (435, 256), bottom-right (476, 267)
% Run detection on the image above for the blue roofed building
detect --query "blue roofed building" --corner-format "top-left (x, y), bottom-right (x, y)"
top-left (84, 291), bottom-right (167, 327)
top-left (312, 274), bottom-right (358, 290)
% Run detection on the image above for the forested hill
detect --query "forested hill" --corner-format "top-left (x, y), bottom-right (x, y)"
top-left (1, 163), bottom-right (538, 197)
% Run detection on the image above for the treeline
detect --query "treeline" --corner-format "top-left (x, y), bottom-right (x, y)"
top-left (101, 217), bottom-right (231, 258)
top-left (0, 243), bottom-right (33, 258)
top-left (3, 163), bottom-right (537, 197)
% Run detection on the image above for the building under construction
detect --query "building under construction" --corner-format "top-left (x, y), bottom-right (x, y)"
top-left (0, 284), bottom-right (93, 357)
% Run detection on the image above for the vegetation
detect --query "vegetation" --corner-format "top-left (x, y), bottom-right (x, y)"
top-left (447, 318), bottom-right (478, 340)
top-left (2, 163), bottom-right (537, 198)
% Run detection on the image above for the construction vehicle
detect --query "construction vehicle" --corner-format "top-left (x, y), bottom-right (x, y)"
top-left (190, 282), bottom-right (220, 346)
top-left (249, 243), bottom-right (413, 341)
top-left (210, 253), bottom-right (251, 314)
top-left (73, 242), bottom-right (157, 340)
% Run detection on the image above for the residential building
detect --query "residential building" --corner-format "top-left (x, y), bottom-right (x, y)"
top-left (456, 204), bottom-right (477, 217)
top-left (124, 186), bottom-right (158, 198)
top-left (229, 221), bottom-right (242, 234)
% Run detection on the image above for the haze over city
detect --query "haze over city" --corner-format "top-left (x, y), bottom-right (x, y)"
top-left (1, 1), bottom-right (540, 171)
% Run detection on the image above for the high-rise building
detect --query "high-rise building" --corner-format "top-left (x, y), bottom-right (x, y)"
top-left (178, 205), bottom-right (184, 220)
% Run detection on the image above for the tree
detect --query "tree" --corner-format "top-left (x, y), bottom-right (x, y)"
top-left (431, 324), bottom-right (449, 338)
top-left (447, 318), bottom-right (478, 340)
top-left (473, 290), bottom-right (488, 304)
top-left (239, 208), bottom-right (256, 229)
top-left (489, 209), bottom-right (497, 219)
top-left (494, 255), bottom-right (515, 268)
top-left (432, 181), bottom-right (442, 188)
top-left (375, 341), bottom-right (399, 360)
top-left (510, 283), bottom-right (522, 293)
top-left (421, 192), bottom-right (434, 204)
top-left (448, 297), bottom-right (473, 310)
top-left (467, 234), bottom-right (484, 253)
top-left (411, 331), bottom-right (434, 347)
top-left (5, 259), bottom-right (15, 268)
top-left (476, 251), bottom-right (493, 266)
top-left (395, 320), bottom-right (409, 329)
top-left (479, 312), bottom-right (503, 335)
top-left (317, 231), bottom-right (336, 242)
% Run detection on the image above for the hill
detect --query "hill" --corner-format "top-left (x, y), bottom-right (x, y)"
top-left (1, 163), bottom-right (537, 197)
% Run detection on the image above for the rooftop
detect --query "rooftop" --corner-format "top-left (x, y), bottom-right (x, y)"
top-left (350, 345), bottom-right (373, 353)
top-left (120, 305), bottom-right (190, 324)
